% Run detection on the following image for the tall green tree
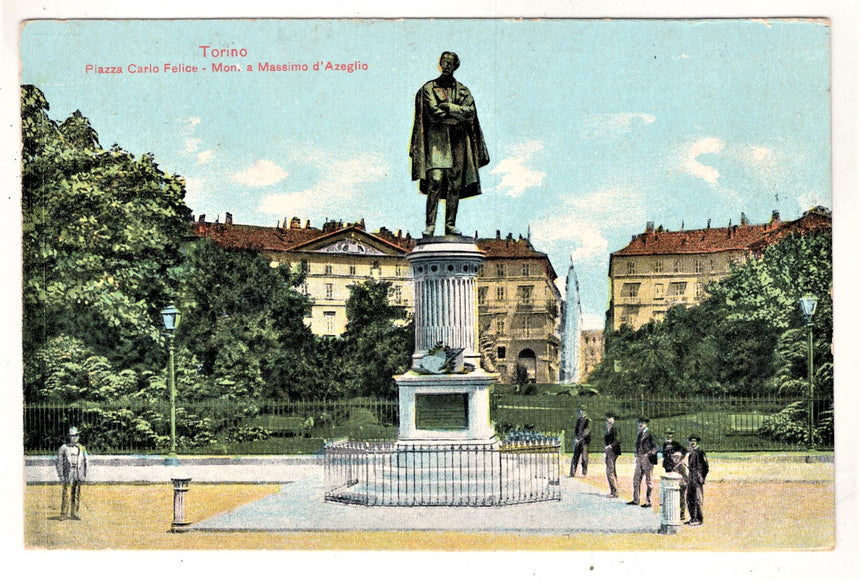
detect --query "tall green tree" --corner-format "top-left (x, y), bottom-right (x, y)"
top-left (175, 239), bottom-right (318, 400)
top-left (22, 85), bottom-right (191, 372)
top-left (339, 280), bottom-right (414, 398)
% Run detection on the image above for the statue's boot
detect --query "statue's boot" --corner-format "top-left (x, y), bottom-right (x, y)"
top-left (445, 192), bottom-right (461, 236)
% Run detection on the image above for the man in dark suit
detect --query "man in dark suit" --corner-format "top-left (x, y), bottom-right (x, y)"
top-left (603, 412), bottom-right (621, 498)
top-left (569, 407), bottom-right (592, 477)
top-left (627, 417), bottom-right (657, 508)
top-left (685, 434), bottom-right (710, 526)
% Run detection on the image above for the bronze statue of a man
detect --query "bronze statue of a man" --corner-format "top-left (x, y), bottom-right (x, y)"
top-left (410, 51), bottom-right (490, 237)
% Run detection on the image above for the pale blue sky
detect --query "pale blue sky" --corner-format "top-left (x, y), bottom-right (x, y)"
top-left (20, 18), bottom-right (832, 328)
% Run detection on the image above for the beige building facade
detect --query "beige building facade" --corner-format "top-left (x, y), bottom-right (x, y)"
top-left (193, 218), bottom-right (563, 383)
top-left (607, 208), bottom-right (832, 331)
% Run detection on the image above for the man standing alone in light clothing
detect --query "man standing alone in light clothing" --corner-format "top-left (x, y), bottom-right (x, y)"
top-left (56, 426), bottom-right (88, 520)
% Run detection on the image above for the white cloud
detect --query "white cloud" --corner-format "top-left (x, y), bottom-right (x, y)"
top-left (581, 112), bottom-right (656, 139)
top-left (531, 188), bottom-right (647, 262)
top-left (184, 137), bottom-right (202, 153)
top-left (797, 190), bottom-right (831, 213)
top-left (197, 150), bottom-right (214, 165)
top-left (491, 140), bottom-right (546, 197)
top-left (258, 152), bottom-right (388, 217)
top-left (231, 159), bottom-right (289, 187)
top-left (182, 116), bottom-right (201, 129)
top-left (682, 137), bottom-right (725, 185)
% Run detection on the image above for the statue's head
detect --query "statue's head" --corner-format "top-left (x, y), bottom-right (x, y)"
top-left (439, 52), bottom-right (460, 75)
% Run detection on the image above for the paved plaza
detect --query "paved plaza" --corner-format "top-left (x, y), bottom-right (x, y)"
top-left (189, 474), bottom-right (659, 534)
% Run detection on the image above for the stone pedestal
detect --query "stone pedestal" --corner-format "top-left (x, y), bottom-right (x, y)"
top-left (170, 477), bottom-right (192, 533)
top-left (658, 472), bottom-right (683, 534)
top-left (396, 237), bottom-right (498, 444)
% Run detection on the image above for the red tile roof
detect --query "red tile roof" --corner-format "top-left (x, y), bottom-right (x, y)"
top-left (191, 219), bottom-right (558, 280)
top-left (612, 208), bottom-right (830, 258)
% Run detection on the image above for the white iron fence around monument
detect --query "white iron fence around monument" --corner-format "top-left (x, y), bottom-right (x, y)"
top-left (323, 438), bottom-right (562, 507)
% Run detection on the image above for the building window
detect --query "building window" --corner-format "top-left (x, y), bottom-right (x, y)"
top-left (522, 315), bottom-right (531, 337)
top-left (695, 260), bottom-right (704, 274)
top-left (654, 283), bottom-right (664, 299)
top-left (627, 261), bottom-right (636, 275)
top-left (673, 259), bottom-right (681, 273)
top-left (300, 259), bottom-right (309, 272)
top-left (324, 264), bottom-right (333, 276)
top-left (521, 262), bottom-right (531, 277)
top-left (496, 286), bottom-right (505, 301)
top-left (667, 282), bottom-right (687, 296)
top-left (478, 286), bottom-right (488, 305)
top-left (621, 283), bottom-right (641, 298)
top-left (496, 318), bottom-right (505, 334)
top-left (371, 261), bottom-right (380, 274)
top-left (497, 346), bottom-right (507, 360)
top-left (300, 282), bottom-right (309, 296)
top-left (709, 259), bottom-right (715, 273)
top-left (655, 260), bottom-right (663, 274)
top-left (323, 311), bottom-right (335, 335)
top-left (395, 264), bottom-right (403, 277)
top-left (325, 283), bottom-right (333, 299)
top-left (518, 285), bottom-right (533, 305)
top-left (695, 282), bottom-right (705, 298)
top-left (495, 263), bottom-right (505, 277)
top-left (349, 264), bottom-right (357, 276)
top-left (478, 265), bottom-right (485, 277)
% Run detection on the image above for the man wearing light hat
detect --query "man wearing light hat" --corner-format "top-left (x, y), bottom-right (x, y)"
top-left (56, 426), bottom-right (88, 520)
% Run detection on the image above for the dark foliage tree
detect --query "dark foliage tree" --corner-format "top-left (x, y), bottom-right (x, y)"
top-left (338, 280), bottom-right (414, 398)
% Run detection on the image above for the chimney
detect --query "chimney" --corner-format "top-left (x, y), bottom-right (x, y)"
top-left (225, 212), bottom-right (233, 225)
top-left (198, 214), bottom-right (206, 223)
top-left (305, 220), bottom-right (311, 229)
top-left (290, 217), bottom-right (301, 229)
top-left (740, 212), bottom-right (748, 226)
top-left (645, 221), bottom-right (655, 234)
top-left (770, 210), bottom-right (781, 225)
top-left (707, 218), bottom-right (711, 229)
top-left (359, 218), bottom-right (366, 230)
top-left (496, 230), bottom-right (501, 239)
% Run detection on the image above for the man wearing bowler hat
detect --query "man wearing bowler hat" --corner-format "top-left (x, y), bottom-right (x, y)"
top-left (56, 426), bottom-right (88, 520)
top-left (627, 417), bottom-right (657, 508)
top-left (569, 407), bottom-right (592, 477)
top-left (685, 434), bottom-right (710, 526)
top-left (603, 412), bottom-right (622, 498)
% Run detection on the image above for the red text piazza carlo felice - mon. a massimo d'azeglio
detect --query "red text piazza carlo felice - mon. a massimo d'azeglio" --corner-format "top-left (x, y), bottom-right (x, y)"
top-left (85, 45), bottom-right (369, 75)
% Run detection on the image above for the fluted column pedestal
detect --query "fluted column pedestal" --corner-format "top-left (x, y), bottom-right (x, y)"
top-left (396, 237), bottom-right (498, 444)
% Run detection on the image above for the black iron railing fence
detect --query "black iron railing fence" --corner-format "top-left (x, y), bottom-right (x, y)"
top-left (324, 437), bottom-right (562, 506)
top-left (23, 392), bottom-right (833, 455)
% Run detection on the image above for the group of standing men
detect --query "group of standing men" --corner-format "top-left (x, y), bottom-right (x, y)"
top-left (569, 410), bottom-right (709, 526)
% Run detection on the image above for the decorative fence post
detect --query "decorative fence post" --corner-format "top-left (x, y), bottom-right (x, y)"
top-left (170, 477), bottom-right (192, 533)
top-left (658, 472), bottom-right (683, 534)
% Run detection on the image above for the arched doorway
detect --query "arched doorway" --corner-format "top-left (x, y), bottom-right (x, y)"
top-left (517, 348), bottom-right (537, 382)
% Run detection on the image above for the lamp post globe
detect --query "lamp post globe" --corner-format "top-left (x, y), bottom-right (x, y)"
top-left (798, 295), bottom-right (817, 450)
top-left (161, 304), bottom-right (181, 466)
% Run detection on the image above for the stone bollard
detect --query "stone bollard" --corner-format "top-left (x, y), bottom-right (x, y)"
top-left (658, 472), bottom-right (683, 534)
top-left (170, 477), bottom-right (192, 533)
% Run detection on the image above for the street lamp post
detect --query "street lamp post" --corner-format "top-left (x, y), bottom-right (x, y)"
top-left (161, 304), bottom-right (181, 466)
top-left (798, 295), bottom-right (818, 450)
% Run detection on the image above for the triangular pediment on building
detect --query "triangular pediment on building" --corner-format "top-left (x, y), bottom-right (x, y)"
top-left (289, 226), bottom-right (409, 257)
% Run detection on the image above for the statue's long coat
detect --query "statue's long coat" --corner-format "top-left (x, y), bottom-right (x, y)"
top-left (410, 76), bottom-right (490, 198)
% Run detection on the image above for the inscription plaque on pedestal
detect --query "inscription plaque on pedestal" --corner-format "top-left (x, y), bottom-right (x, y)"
top-left (415, 393), bottom-right (469, 430)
